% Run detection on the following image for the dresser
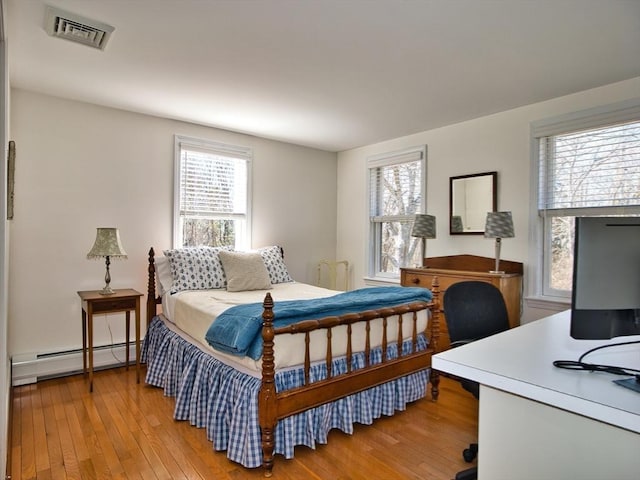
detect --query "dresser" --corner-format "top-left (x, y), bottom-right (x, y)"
top-left (401, 254), bottom-right (523, 351)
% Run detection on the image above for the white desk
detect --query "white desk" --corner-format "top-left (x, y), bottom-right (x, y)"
top-left (433, 310), bottom-right (640, 480)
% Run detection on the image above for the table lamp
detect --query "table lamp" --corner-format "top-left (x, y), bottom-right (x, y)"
top-left (411, 214), bottom-right (436, 265)
top-left (484, 211), bottom-right (514, 273)
top-left (87, 227), bottom-right (128, 295)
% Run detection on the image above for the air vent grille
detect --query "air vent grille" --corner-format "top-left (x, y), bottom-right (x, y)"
top-left (44, 6), bottom-right (114, 50)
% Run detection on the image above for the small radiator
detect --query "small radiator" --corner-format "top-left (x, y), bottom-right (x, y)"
top-left (11, 343), bottom-right (138, 386)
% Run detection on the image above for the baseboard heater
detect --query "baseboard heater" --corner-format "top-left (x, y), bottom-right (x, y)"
top-left (11, 342), bottom-right (139, 386)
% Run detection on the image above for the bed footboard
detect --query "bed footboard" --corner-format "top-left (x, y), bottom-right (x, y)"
top-left (258, 282), bottom-right (440, 477)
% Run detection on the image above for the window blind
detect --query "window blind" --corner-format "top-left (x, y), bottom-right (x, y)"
top-left (538, 120), bottom-right (640, 214)
top-left (179, 148), bottom-right (247, 218)
top-left (368, 148), bottom-right (424, 218)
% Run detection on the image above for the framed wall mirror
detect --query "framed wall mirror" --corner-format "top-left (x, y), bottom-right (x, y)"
top-left (449, 171), bottom-right (497, 235)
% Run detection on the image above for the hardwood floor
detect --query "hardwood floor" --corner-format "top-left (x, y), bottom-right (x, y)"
top-left (10, 367), bottom-right (478, 480)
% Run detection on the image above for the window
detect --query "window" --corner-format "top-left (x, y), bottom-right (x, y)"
top-left (174, 135), bottom-right (251, 249)
top-left (532, 101), bottom-right (640, 301)
top-left (368, 146), bottom-right (426, 280)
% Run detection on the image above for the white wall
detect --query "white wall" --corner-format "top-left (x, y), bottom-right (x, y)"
top-left (8, 76), bottom-right (640, 365)
top-left (8, 89), bottom-right (337, 358)
top-left (336, 76), bottom-right (640, 324)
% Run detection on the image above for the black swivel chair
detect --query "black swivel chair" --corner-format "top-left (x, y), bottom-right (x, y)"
top-left (442, 281), bottom-right (511, 480)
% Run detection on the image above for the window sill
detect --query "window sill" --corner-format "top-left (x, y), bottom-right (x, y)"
top-left (525, 295), bottom-right (570, 313)
top-left (363, 276), bottom-right (401, 287)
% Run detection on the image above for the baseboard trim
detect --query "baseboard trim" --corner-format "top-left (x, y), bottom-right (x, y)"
top-left (11, 343), bottom-right (138, 386)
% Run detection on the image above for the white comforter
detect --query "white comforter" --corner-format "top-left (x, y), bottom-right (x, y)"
top-left (161, 282), bottom-right (429, 375)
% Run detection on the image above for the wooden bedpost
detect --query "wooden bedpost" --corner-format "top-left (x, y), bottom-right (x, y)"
top-left (147, 247), bottom-right (157, 327)
top-left (258, 292), bottom-right (276, 477)
top-left (430, 276), bottom-right (441, 401)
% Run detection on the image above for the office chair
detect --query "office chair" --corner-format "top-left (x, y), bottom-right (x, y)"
top-left (442, 281), bottom-right (511, 480)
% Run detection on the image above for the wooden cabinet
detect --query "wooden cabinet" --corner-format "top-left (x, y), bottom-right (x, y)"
top-left (401, 255), bottom-right (523, 351)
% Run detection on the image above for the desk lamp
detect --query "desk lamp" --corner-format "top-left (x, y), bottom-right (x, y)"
top-left (87, 227), bottom-right (128, 295)
top-left (484, 211), bottom-right (514, 273)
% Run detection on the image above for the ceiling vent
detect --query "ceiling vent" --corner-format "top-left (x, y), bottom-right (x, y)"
top-left (44, 6), bottom-right (114, 50)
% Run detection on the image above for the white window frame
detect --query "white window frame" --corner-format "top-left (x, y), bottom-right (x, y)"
top-left (367, 145), bottom-right (427, 282)
top-left (528, 99), bottom-right (640, 310)
top-left (173, 135), bottom-right (252, 249)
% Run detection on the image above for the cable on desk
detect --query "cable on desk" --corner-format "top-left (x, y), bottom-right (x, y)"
top-left (553, 340), bottom-right (640, 376)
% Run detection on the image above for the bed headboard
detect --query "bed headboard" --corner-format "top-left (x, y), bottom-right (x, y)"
top-left (147, 247), bottom-right (161, 326)
top-left (146, 245), bottom-right (287, 326)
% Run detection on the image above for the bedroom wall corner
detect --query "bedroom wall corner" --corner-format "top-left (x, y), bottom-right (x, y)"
top-left (248, 137), bottom-right (337, 284)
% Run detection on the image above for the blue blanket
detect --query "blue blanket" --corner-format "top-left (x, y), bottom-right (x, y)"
top-left (204, 286), bottom-right (432, 360)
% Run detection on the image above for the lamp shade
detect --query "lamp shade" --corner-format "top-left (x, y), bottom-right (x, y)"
top-left (87, 227), bottom-right (128, 259)
top-left (411, 214), bottom-right (436, 239)
top-left (484, 212), bottom-right (514, 239)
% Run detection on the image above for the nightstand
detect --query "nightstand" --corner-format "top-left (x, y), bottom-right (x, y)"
top-left (78, 288), bottom-right (143, 392)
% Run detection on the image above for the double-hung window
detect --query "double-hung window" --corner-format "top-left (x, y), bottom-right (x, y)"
top-left (174, 135), bottom-right (251, 249)
top-left (532, 101), bottom-right (640, 301)
top-left (368, 146), bottom-right (426, 280)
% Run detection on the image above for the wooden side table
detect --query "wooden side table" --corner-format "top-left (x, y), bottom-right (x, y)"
top-left (78, 288), bottom-right (143, 392)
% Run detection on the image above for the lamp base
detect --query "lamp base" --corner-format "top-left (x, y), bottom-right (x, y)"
top-left (490, 238), bottom-right (503, 274)
top-left (100, 256), bottom-right (114, 295)
top-left (99, 285), bottom-right (115, 295)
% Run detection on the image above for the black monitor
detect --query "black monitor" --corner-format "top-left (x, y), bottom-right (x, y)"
top-left (570, 216), bottom-right (640, 340)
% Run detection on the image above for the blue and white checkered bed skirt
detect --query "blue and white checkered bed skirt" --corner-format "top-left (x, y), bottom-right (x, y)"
top-left (142, 316), bottom-right (430, 468)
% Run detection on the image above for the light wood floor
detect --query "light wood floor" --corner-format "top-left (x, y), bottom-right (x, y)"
top-left (10, 367), bottom-right (478, 480)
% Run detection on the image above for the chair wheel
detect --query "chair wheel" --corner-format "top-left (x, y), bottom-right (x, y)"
top-left (463, 443), bottom-right (478, 462)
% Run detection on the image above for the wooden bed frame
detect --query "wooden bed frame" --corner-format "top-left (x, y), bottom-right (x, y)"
top-left (145, 247), bottom-right (441, 476)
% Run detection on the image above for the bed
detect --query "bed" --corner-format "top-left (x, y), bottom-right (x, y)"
top-left (142, 246), bottom-right (441, 476)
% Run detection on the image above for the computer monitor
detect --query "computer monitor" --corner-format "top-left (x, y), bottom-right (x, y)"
top-left (570, 216), bottom-right (640, 340)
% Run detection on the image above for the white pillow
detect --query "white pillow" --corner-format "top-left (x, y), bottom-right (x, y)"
top-left (219, 250), bottom-right (272, 292)
top-left (154, 256), bottom-right (173, 296)
top-left (256, 245), bottom-right (294, 284)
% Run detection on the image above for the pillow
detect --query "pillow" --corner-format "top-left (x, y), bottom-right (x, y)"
top-left (257, 245), bottom-right (294, 284)
top-left (218, 250), bottom-right (272, 292)
top-left (154, 256), bottom-right (173, 296)
top-left (164, 246), bottom-right (232, 294)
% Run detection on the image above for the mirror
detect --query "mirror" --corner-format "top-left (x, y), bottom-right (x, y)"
top-left (449, 171), bottom-right (497, 235)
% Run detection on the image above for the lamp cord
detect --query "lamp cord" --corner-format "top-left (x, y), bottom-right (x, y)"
top-left (106, 316), bottom-right (125, 365)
